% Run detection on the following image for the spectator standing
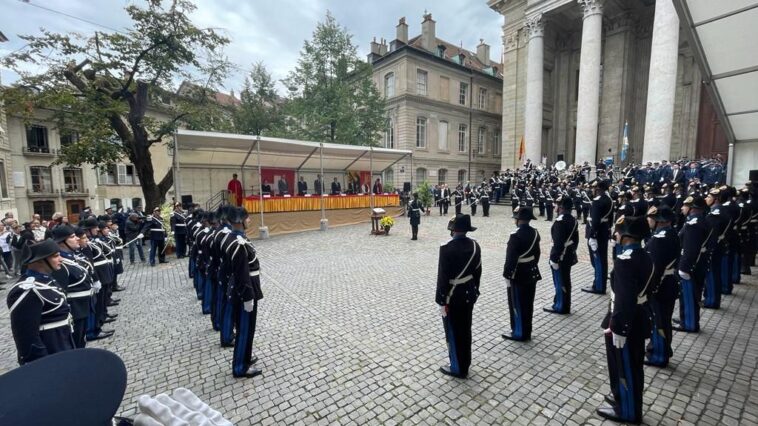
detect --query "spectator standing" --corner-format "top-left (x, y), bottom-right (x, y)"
top-left (126, 213), bottom-right (145, 263)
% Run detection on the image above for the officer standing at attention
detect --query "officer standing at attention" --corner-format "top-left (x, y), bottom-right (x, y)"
top-left (453, 186), bottom-right (464, 215)
top-left (171, 202), bottom-right (188, 258)
top-left (51, 225), bottom-right (94, 349)
top-left (643, 206), bottom-right (680, 368)
top-left (545, 196), bottom-right (579, 314)
top-left (703, 187), bottom-right (729, 308)
top-left (502, 207), bottom-right (541, 342)
top-left (596, 216), bottom-right (654, 424)
top-left (675, 196), bottom-right (711, 333)
top-left (143, 207), bottom-right (168, 266)
top-left (227, 207), bottom-right (263, 378)
top-left (408, 192), bottom-right (423, 241)
top-left (6, 239), bottom-right (74, 365)
top-left (480, 184), bottom-right (490, 217)
top-left (582, 180), bottom-right (613, 295)
top-left (436, 214), bottom-right (481, 379)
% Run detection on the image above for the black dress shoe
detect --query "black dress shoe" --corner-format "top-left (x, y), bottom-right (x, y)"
top-left (107, 302), bottom-right (120, 307)
top-left (644, 360), bottom-right (667, 368)
top-left (250, 355), bottom-right (259, 365)
top-left (104, 318), bottom-right (116, 324)
top-left (113, 286), bottom-right (126, 292)
top-left (672, 318), bottom-right (681, 325)
top-left (581, 287), bottom-right (605, 294)
top-left (438, 366), bottom-right (466, 379)
top-left (542, 306), bottom-right (568, 314)
top-left (87, 330), bottom-right (115, 341)
top-left (604, 394), bottom-right (615, 405)
top-left (673, 326), bottom-right (698, 333)
top-left (159, 260), bottom-right (169, 264)
top-left (596, 405), bottom-right (640, 424)
top-left (501, 333), bottom-right (528, 342)
top-left (233, 368), bottom-right (262, 378)
top-left (107, 313), bottom-right (119, 319)
top-left (110, 298), bottom-right (121, 303)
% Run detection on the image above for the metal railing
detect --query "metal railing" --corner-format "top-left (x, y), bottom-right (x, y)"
top-left (23, 146), bottom-right (56, 155)
top-left (205, 190), bottom-right (228, 211)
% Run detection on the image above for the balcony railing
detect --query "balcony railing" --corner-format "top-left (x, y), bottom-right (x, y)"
top-left (61, 186), bottom-right (89, 196)
top-left (23, 146), bottom-right (57, 155)
top-left (27, 186), bottom-right (56, 197)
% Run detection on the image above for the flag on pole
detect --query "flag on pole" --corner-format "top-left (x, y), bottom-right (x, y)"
top-left (518, 135), bottom-right (525, 162)
top-left (620, 121), bottom-right (629, 162)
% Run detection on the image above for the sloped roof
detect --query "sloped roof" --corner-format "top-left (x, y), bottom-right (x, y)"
top-left (406, 35), bottom-right (503, 78)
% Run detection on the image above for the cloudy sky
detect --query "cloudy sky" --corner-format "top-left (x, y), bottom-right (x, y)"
top-left (0, 0), bottom-right (504, 94)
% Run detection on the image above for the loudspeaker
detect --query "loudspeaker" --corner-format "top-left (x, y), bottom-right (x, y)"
top-left (403, 182), bottom-right (411, 192)
top-left (181, 195), bottom-right (193, 209)
top-left (750, 170), bottom-right (758, 183)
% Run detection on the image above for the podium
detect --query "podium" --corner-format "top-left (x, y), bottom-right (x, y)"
top-left (371, 208), bottom-right (386, 235)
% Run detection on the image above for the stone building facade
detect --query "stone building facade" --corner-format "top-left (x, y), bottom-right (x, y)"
top-left (488, 0), bottom-right (714, 170)
top-left (0, 32), bottom-right (16, 217)
top-left (369, 14), bottom-right (504, 190)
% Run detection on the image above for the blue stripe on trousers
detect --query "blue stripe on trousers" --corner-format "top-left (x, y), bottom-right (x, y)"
top-left (513, 287), bottom-right (522, 339)
top-left (233, 306), bottom-right (249, 375)
top-left (621, 345), bottom-right (635, 421)
top-left (552, 268), bottom-right (562, 311)
top-left (221, 297), bottom-right (234, 345)
top-left (721, 255), bottom-right (731, 294)
top-left (201, 275), bottom-right (212, 314)
top-left (442, 316), bottom-right (460, 374)
top-left (681, 279), bottom-right (694, 330)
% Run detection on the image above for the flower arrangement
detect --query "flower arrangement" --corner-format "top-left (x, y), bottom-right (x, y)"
top-left (159, 202), bottom-right (176, 248)
top-left (379, 216), bottom-right (395, 228)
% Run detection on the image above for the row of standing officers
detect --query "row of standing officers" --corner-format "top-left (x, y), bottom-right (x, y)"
top-left (435, 178), bottom-right (756, 425)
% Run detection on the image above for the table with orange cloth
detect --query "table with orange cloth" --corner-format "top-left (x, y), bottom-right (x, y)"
top-left (242, 194), bottom-right (399, 214)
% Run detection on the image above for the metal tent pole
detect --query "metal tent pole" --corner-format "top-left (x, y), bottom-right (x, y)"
top-left (369, 147), bottom-right (374, 210)
top-left (320, 143), bottom-right (328, 231)
top-left (256, 135), bottom-right (269, 239)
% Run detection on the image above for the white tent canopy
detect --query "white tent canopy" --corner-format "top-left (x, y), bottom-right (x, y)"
top-left (174, 129), bottom-right (411, 172)
top-left (675, 0), bottom-right (758, 182)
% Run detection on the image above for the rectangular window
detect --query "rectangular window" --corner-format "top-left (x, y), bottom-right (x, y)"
top-left (416, 69), bottom-right (428, 96)
top-left (459, 82), bottom-right (468, 105)
top-left (437, 121), bottom-right (448, 151)
top-left (126, 165), bottom-right (139, 185)
top-left (477, 127), bottom-right (486, 154)
top-left (384, 72), bottom-right (395, 98)
top-left (99, 165), bottom-right (116, 185)
top-left (30, 166), bottom-right (53, 193)
top-left (32, 201), bottom-right (55, 221)
top-left (60, 130), bottom-right (79, 147)
top-left (478, 88), bottom-right (488, 109)
top-left (26, 125), bottom-right (49, 152)
top-left (438, 169), bottom-right (447, 185)
top-left (416, 168), bottom-right (426, 183)
top-left (440, 76), bottom-right (450, 102)
top-left (416, 117), bottom-right (427, 148)
top-left (0, 161), bottom-right (8, 198)
top-left (457, 169), bottom-right (466, 183)
top-left (458, 124), bottom-right (468, 153)
top-left (385, 118), bottom-right (394, 149)
top-left (493, 129), bottom-right (501, 156)
top-left (63, 168), bottom-right (84, 192)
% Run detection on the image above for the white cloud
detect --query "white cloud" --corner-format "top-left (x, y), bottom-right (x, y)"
top-left (1, 0), bottom-right (504, 93)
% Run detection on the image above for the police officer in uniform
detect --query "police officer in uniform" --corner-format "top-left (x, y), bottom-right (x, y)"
top-left (143, 207), bottom-right (168, 266)
top-left (545, 196), bottom-right (578, 314)
top-left (597, 215), bottom-right (654, 424)
top-left (226, 207), bottom-right (263, 378)
top-left (436, 214), bottom-right (481, 379)
top-left (502, 207), bottom-right (541, 341)
top-left (52, 225), bottom-right (94, 349)
top-left (408, 192), bottom-right (423, 240)
top-left (6, 239), bottom-right (74, 365)
top-left (480, 184), bottom-right (490, 217)
top-left (453, 186), bottom-right (464, 215)
top-left (675, 196), bottom-right (711, 333)
top-left (171, 202), bottom-right (188, 258)
top-left (582, 180), bottom-right (613, 295)
top-left (212, 206), bottom-right (236, 346)
top-left (704, 187), bottom-right (729, 307)
top-left (644, 206), bottom-right (680, 367)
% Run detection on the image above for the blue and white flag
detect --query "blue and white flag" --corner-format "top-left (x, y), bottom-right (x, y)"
top-left (621, 121), bottom-right (629, 162)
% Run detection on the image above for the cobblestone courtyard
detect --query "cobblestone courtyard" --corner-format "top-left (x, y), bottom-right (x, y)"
top-left (1, 204), bottom-right (757, 425)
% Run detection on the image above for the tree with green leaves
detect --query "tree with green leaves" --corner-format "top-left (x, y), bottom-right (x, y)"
top-left (282, 11), bottom-right (386, 145)
top-left (1, 0), bottom-right (230, 209)
top-left (233, 62), bottom-right (282, 136)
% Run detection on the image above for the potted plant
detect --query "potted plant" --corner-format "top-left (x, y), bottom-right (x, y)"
top-left (379, 216), bottom-right (395, 235)
top-left (160, 203), bottom-right (176, 255)
top-left (416, 181), bottom-right (433, 215)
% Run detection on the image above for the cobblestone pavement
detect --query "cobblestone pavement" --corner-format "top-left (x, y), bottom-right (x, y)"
top-left (1, 204), bottom-right (757, 425)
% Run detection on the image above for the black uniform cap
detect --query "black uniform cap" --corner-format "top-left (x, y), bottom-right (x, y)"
top-left (22, 239), bottom-right (60, 265)
top-left (512, 206), bottom-right (537, 221)
top-left (647, 205), bottom-right (675, 223)
top-left (52, 225), bottom-right (76, 244)
top-left (683, 195), bottom-right (707, 210)
top-left (555, 195), bottom-right (573, 210)
top-left (448, 214), bottom-right (477, 233)
top-left (80, 217), bottom-right (98, 229)
top-left (614, 215), bottom-right (648, 240)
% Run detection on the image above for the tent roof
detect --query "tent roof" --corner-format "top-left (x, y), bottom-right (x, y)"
top-left (676, 0), bottom-right (758, 143)
top-left (175, 129), bottom-right (411, 172)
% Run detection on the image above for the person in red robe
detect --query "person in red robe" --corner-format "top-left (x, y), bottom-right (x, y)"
top-left (227, 173), bottom-right (243, 206)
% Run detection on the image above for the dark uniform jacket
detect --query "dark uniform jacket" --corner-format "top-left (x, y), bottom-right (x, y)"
top-left (503, 225), bottom-right (542, 283)
top-left (645, 227), bottom-right (680, 294)
top-left (6, 270), bottom-right (72, 365)
top-left (550, 213), bottom-right (579, 265)
top-left (88, 238), bottom-right (114, 285)
top-left (587, 193), bottom-right (613, 239)
top-left (678, 214), bottom-right (712, 274)
top-left (408, 199), bottom-right (423, 226)
top-left (602, 244), bottom-right (655, 336)
top-left (228, 230), bottom-right (263, 303)
top-left (706, 205), bottom-right (731, 254)
top-left (170, 211), bottom-right (188, 235)
top-left (436, 236), bottom-right (482, 306)
top-left (52, 251), bottom-right (94, 321)
top-left (142, 216), bottom-right (166, 242)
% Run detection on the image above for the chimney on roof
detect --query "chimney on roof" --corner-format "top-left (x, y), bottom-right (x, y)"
top-left (476, 39), bottom-right (490, 67)
top-left (421, 13), bottom-right (436, 52)
top-left (370, 37), bottom-right (380, 55)
top-left (396, 17), bottom-right (408, 44)
top-left (379, 38), bottom-right (388, 56)
top-left (230, 89), bottom-right (235, 99)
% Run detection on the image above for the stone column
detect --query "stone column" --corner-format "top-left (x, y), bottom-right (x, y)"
top-left (574, 0), bottom-right (604, 165)
top-left (523, 14), bottom-right (544, 165)
top-left (642, 0), bottom-right (680, 162)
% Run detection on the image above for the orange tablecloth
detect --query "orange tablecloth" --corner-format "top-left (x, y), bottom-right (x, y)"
top-left (243, 194), bottom-right (399, 213)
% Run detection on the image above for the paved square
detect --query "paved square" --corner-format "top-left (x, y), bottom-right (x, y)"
top-left (1, 204), bottom-right (757, 425)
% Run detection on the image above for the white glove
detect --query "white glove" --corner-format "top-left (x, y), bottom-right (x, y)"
top-left (589, 238), bottom-right (598, 252)
top-left (678, 270), bottom-right (691, 281)
top-left (505, 279), bottom-right (512, 289)
top-left (243, 300), bottom-right (255, 312)
top-left (612, 333), bottom-right (626, 349)
top-left (550, 261), bottom-right (559, 270)
top-left (609, 239), bottom-right (616, 248)
top-left (92, 281), bottom-right (102, 293)
top-left (137, 233), bottom-right (144, 239)
top-left (438, 304), bottom-right (447, 318)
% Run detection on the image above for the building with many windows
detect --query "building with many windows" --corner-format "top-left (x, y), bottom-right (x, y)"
top-left (0, 31), bottom-right (16, 218)
top-left (369, 13), bottom-right (504, 190)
